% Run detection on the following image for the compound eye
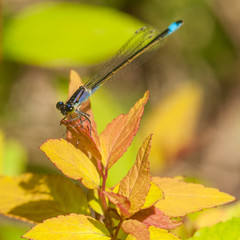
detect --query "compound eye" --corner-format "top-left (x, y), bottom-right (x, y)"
top-left (65, 104), bottom-right (74, 113)
top-left (56, 101), bottom-right (64, 110)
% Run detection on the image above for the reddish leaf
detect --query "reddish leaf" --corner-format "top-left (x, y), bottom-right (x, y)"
top-left (100, 91), bottom-right (149, 169)
top-left (131, 206), bottom-right (181, 229)
top-left (62, 70), bottom-right (101, 161)
top-left (118, 135), bottom-right (152, 216)
top-left (122, 219), bottom-right (149, 240)
top-left (63, 121), bottom-right (102, 161)
top-left (104, 191), bottom-right (131, 217)
top-left (62, 98), bottom-right (99, 147)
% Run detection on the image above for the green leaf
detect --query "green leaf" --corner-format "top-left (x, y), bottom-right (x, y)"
top-left (188, 217), bottom-right (240, 240)
top-left (3, 2), bottom-right (141, 67)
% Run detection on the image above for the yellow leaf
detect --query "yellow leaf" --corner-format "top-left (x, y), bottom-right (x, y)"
top-left (126, 234), bottom-right (136, 240)
top-left (41, 139), bottom-right (100, 189)
top-left (100, 91), bottom-right (149, 168)
top-left (142, 182), bottom-right (164, 209)
top-left (23, 214), bottom-right (111, 240)
top-left (143, 83), bottom-right (202, 171)
top-left (148, 226), bottom-right (180, 240)
top-left (0, 173), bottom-right (90, 223)
top-left (153, 177), bottom-right (235, 217)
top-left (118, 135), bottom-right (152, 215)
top-left (111, 183), bottom-right (120, 193)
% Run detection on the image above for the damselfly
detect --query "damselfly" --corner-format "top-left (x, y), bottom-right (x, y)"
top-left (56, 20), bottom-right (183, 131)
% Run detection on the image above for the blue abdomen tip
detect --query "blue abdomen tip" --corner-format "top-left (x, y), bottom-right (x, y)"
top-left (168, 20), bottom-right (183, 34)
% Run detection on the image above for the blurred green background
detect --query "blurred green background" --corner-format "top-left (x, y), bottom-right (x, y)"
top-left (1, 0), bottom-right (240, 239)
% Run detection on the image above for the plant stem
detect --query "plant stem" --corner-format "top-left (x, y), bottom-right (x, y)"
top-left (98, 168), bottom-right (116, 237)
top-left (114, 219), bottom-right (123, 240)
top-left (98, 188), bottom-right (107, 212)
top-left (97, 158), bottom-right (104, 178)
top-left (102, 168), bottom-right (108, 192)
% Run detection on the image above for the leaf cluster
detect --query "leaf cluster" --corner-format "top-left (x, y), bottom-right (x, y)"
top-left (0, 71), bottom-right (235, 240)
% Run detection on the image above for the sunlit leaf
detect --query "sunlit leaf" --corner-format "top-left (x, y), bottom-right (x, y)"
top-left (148, 226), bottom-right (180, 240)
top-left (132, 206), bottom-right (181, 229)
top-left (112, 182), bottom-right (120, 193)
top-left (41, 139), bottom-right (100, 189)
top-left (122, 219), bottom-right (149, 240)
top-left (118, 134), bottom-right (152, 215)
top-left (126, 234), bottom-right (138, 240)
top-left (100, 91), bottom-right (149, 168)
top-left (188, 217), bottom-right (240, 240)
top-left (23, 214), bottom-right (111, 240)
top-left (63, 121), bottom-right (101, 161)
top-left (90, 89), bottom-right (142, 188)
top-left (63, 123), bottom-right (99, 164)
top-left (3, 2), bottom-right (141, 66)
top-left (153, 177), bottom-right (235, 217)
top-left (142, 182), bottom-right (164, 209)
top-left (143, 83), bottom-right (202, 172)
top-left (0, 173), bottom-right (90, 223)
top-left (104, 191), bottom-right (131, 217)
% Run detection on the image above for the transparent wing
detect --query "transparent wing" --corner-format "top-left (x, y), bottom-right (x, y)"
top-left (84, 25), bottom-right (163, 92)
